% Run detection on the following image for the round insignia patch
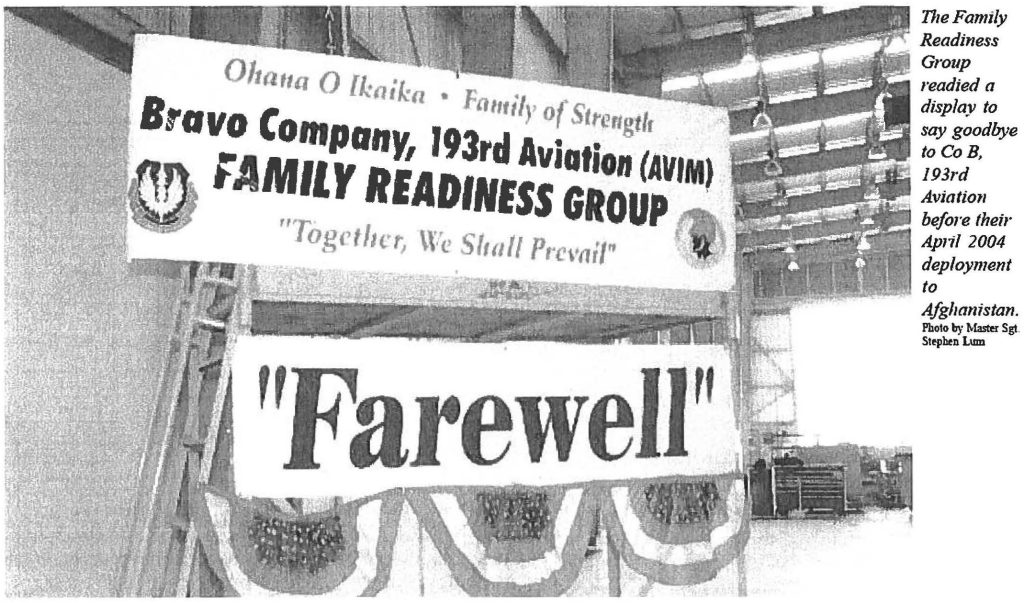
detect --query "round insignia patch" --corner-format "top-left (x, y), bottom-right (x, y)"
top-left (675, 208), bottom-right (726, 269)
top-left (128, 160), bottom-right (197, 233)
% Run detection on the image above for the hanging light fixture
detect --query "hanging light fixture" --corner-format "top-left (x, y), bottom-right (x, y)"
top-left (771, 180), bottom-right (788, 207)
top-left (884, 33), bottom-right (908, 55)
top-left (885, 166), bottom-right (899, 186)
top-left (857, 234), bottom-right (872, 252)
top-left (875, 81), bottom-right (892, 118)
top-left (866, 45), bottom-right (889, 162)
top-left (860, 205), bottom-right (876, 226)
top-left (784, 242), bottom-right (799, 271)
top-left (752, 99), bottom-right (773, 129)
top-left (764, 145), bottom-right (783, 177)
top-left (751, 67), bottom-right (772, 129)
top-left (741, 14), bottom-right (757, 63)
top-left (881, 166), bottom-right (898, 200)
top-left (764, 123), bottom-right (783, 177)
top-left (867, 139), bottom-right (888, 161)
top-left (876, 201), bottom-right (893, 232)
top-left (741, 38), bottom-right (757, 63)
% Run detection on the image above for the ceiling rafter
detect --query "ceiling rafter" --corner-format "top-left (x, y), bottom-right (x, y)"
top-left (734, 138), bottom-right (908, 185)
top-left (738, 211), bottom-right (910, 249)
top-left (742, 179), bottom-right (911, 220)
top-left (618, 6), bottom-right (909, 77)
top-left (725, 81), bottom-right (909, 136)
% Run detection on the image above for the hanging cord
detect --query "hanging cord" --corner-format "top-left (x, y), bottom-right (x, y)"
top-left (401, 6), bottom-right (423, 67)
top-left (764, 129), bottom-right (783, 177)
top-left (607, 7), bottom-right (615, 93)
top-left (865, 38), bottom-right (890, 148)
top-left (323, 6), bottom-right (352, 57)
top-left (324, 7), bottom-right (337, 55)
top-left (341, 7), bottom-right (351, 57)
top-left (752, 67), bottom-right (773, 129)
top-left (873, 40), bottom-right (890, 129)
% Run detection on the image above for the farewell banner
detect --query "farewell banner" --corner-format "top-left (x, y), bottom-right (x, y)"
top-left (126, 35), bottom-right (734, 290)
top-left (232, 337), bottom-right (740, 498)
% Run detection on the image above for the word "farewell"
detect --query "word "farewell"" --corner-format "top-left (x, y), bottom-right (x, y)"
top-left (270, 365), bottom-right (716, 471)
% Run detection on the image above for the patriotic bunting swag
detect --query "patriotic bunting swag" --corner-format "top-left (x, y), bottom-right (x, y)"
top-left (191, 478), bottom-right (749, 596)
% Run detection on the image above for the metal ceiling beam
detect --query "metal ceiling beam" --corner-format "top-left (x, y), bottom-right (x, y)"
top-left (7, 7), bottom-right (135, 72)
top-left (741, 179), bottom-right (911, 219)
top-left (725, 80), bottom-right (910, 135)
top-left (670, 7), bottom-right (688, 34)
top-left (585, 316), bottom-right (701, 343)
top-left (734, 137), bottom-right (908, 185)
top-left (339, 305), bottom-right (418, 336)
top-left (618, 6), bottom-right (908, 79)
top-left (345, 307), bottom-right (426, 338)
top-left (747, 229), bottom-right (910, 262)
top-left (740, 194), bottom-right (909, 235)
top-left (697, 73), bottom-right (715, 105)
top-left (470, 311), bottom-right (559, 340)
top-left (738, 210), bottom-right (910, 249)
top-left (475, 312), bottom-right (581, 343)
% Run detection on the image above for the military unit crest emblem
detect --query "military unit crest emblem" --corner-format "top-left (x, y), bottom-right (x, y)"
top-left (128, 160), bottom-right (197, 233)
top-left (676, 208), bottom-right (726, 269)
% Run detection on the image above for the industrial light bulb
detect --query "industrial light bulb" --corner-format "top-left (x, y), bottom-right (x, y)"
top-left (867, 143), bottom-right (887, 161)
top-left (884, 35), bottom-right (908, 55)
top-left (752, 110), bottom-right (773, 130)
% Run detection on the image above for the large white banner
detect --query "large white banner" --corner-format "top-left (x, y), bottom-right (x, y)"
top-left (232, 337), bottom-right (740, 498)
top-left (126, 35), bottom-right (734, 290)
